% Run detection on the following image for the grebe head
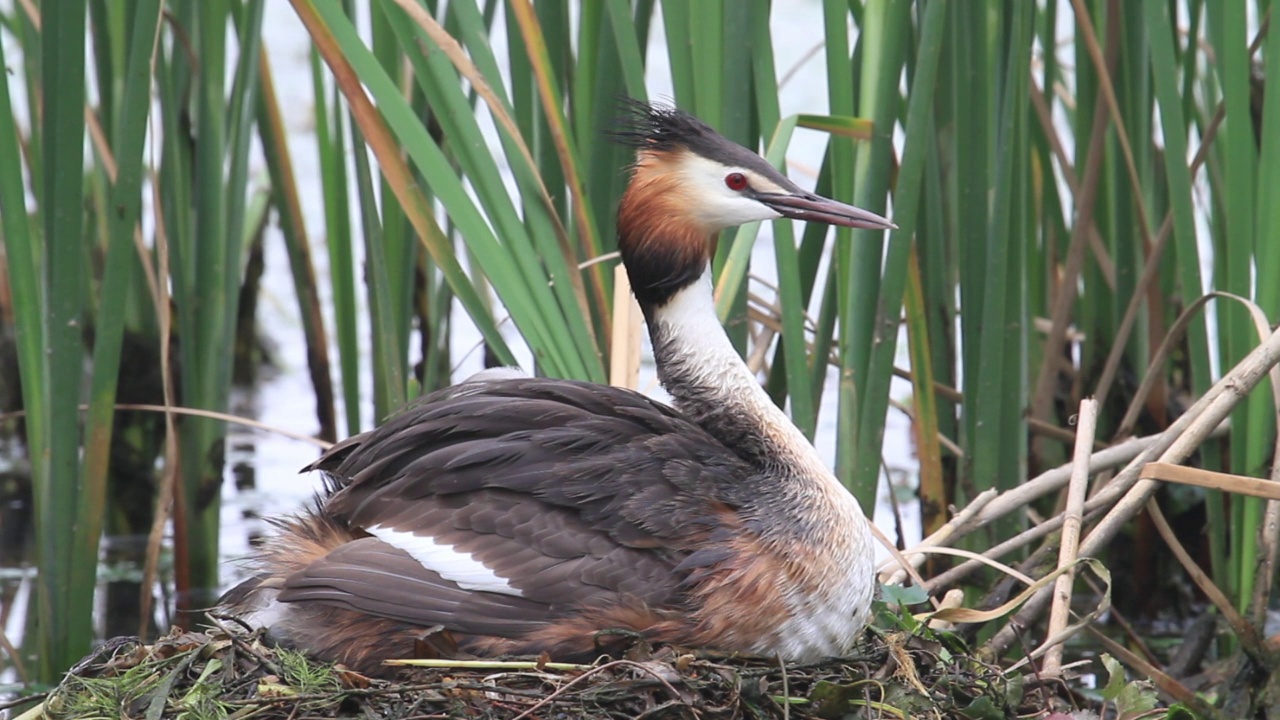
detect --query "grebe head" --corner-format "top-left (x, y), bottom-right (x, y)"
top-left (612, 99), bottom-right (895, 307)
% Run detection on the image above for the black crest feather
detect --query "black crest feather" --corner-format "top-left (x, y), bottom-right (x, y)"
top-left (609, 97), bottom-right (785, 180)
top-left (609, 97), bottom-right (719, 152)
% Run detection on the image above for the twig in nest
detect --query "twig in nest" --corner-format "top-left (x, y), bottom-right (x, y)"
top-left (508, 660), bottom-right (686, 720)
top-left (878, 489), bottom-right (996, 583)
top-left (984, 324), bottom-right (1280, 657)
top-left (778, 654), bottom-right (789, 720)
top-left (1043, 397), bottom-right (1098, 675)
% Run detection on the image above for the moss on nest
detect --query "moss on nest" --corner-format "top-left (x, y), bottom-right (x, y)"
top-left (16, 619), bottom-right (1072, 720)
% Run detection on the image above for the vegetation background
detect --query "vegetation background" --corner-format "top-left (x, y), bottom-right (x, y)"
top-left (1, 0), bottom-right (1278, 714)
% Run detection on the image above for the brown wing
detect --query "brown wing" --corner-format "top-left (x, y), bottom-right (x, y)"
top-left (276, 377), bottom-right (757, 636)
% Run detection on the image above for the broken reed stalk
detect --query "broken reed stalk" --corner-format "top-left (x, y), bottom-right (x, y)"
top-left (981, 324), bottom-right (1280, 658)
top-left (1253, 456), bottom-right (1280, 628)
top-left (887, 427), bottom-right (1223, 590)
top-left (609, 264), bottom-right (642, 390)
top-left (1143, 499), bottom-right (1267, 657)
top-left (1141, 463), bottom-right (1280, 500)
top-left (1251, 328), bottom-right (1280, 628)
top-left (878, 489), bottom-right (996, 584)
top-left (1042, 398), bottom-right (1098, 676)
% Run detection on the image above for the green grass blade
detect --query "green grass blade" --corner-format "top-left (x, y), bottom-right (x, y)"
top-left (1250, 10), bottom-right (1280, 617)
top-left (968, 1), bottom-right (1033, 535)
top-left (0, 9), bottom-right (47, 515)
top-left (0, 6), bottom-right (52, 677)
top-left (824, 0), bottom-right (859, 495)
top-left (905, 245), bottom-right (945, 535)
top-left (176, 0), bottom-right (233, 597)
top-left (604, 0), bottom-right (647, 98)
top-left (948, 0), bottom-right (991, 501)
top-left (39, 0), bottom-right (89, 679)
top-left (660, 0), bottom-right (695, 105)
top-left (371, 1), bottom-right (416, 389)
top-left (350, 115), bottom-right (407, 416)
top-left (76, 0), bottom-right (163, 646)
top-left (376, 2), bottom-right (579, 379)
top-left (311, 1), bottom-right (583, 377)
top-left (852, 0), bottom-right (945, 509)
top-left (476, 0), bottom-right (608, 377)
top-left (1207, 0), bottom-right (1263, 610)
top-left (1145, 4), bottom-right (1213, 400)
top-left (293, 0), bottom-right (519, 373)
top-left (1256, 3), bottom-right (1280, 317)
top-left (311, 47), bottom-right (361, 435)
top-left (836, 0), bottom-right (910, 506)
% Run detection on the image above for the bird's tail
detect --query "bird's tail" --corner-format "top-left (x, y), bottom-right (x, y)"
top-left (218, 506), bottom-right (354, 625)
top-left (217, 508), bottom-right (438, 676)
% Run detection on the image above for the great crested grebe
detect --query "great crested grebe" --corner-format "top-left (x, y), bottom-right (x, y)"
top-left (221, 100), bottom-right (895, 675)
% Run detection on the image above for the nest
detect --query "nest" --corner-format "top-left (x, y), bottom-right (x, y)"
top-left (16, 619), bottom-right (1070, 720)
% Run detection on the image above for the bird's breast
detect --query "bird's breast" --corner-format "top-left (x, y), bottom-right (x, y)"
top-left (682, 496), bottom-right (875, 661)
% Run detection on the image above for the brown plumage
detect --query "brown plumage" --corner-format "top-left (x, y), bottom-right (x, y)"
top-left (221, 100), bottom-right (894, 676)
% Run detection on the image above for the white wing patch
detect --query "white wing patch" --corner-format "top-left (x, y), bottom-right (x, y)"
top-left (366, 525), bottom-right (524, 598)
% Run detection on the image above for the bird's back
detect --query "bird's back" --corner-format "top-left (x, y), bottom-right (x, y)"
top-left (222, 376), bottom-right (772, 672)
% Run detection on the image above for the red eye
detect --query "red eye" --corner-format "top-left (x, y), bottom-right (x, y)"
top-left (725, 172), bottom-right (748, 191)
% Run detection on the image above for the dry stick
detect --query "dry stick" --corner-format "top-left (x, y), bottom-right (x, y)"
top-left (1252, 437), bottom-right (1280, 628)
top-left (778, 654), bottom-right (790, 720)
top-left (745, 294), bottom-right (780, 374)
top-left (508, 660), bottom-right (686, 720)
top-left (982, 325), bottom-right (1280, 658)
top-left (1145, 500), bottom-right (1266, 658)
top-left (1120, 291), bottom-right (1280, 636)
top-left (1143, 463), bottom-right (1280, 501)
top-left (1043, 398), bottom-right (1098, 676)
top-left (920, 295), bottom-right (1260, 588)
top-left (138, 167), bottom-right (179, 640)
top-left (878, 489), bottom-right (996, 582)
top-left (867, 524), bottom-right (940, 609)
top-left (609, 265), bottom-right (642, 390)
top-left (972, 431), bottom-right (1177, 528)
top-left (906, 432), bottom-right (1187, 589)
top-left (1027, 74), bottom-right (1115, 288)
top-left (0, 403), bottom-right (334, 448)
top-left (922, 493), bottom-right (1092, 593)
top-left (1093, 213), bottom-right (1173, 411)
top-left (1112, 293), bottom-right (1263, 459)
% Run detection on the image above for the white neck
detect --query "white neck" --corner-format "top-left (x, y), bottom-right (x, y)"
top-left (647, 270), bottom-right (876, 659)
top-left (646, 270), bottom-right (837, 485)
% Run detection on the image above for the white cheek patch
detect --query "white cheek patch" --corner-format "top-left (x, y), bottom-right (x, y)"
top-left (366, 525), bottom-right (523, 597)
top-left (675, 155), bottom-right (783, 228)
